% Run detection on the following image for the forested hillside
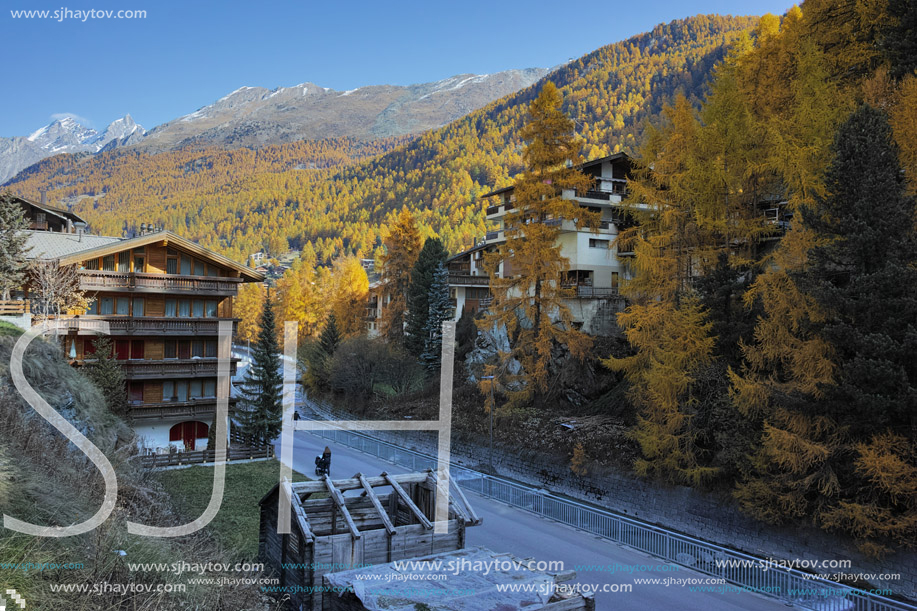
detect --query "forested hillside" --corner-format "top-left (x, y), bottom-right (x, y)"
top-left (6, 14), bottom-right (758, 262)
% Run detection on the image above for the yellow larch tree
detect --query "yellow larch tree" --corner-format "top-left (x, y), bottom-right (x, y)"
top-left (379, 208), bottom-right (422, 343)
top-left (479, 81), bottom-right (597, 408)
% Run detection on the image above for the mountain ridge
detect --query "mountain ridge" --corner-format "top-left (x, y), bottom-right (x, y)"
top-left (0, 69), bottom-right (548, 183)
top-left (5, 14), bottom-right (761, 262)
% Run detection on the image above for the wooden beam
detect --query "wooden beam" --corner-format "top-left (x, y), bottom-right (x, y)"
top-left (291, 472), bottom-right (428, 494)
top-left (282, 480), bottom-right (315, 543)
top-left (323, 475), bottom-right (361, 539)
top-left (383, 472), bottom-right (433, 530)
top-left (449, 476), bottom-right (481, 526)
top-left (356, 473), bottom-right (397, 536)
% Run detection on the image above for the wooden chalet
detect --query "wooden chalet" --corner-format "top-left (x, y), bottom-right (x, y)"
top-left (9, 195), bottom-right (264, 452)
top-left (258, 470), bottom-right (481, 610)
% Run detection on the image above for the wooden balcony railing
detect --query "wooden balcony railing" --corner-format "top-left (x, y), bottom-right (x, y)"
top-left (78, 270), bottom-right (243, 296)
top-left (0, 300), bottom-right (29, 316)
top-left (447, 274), bottom-right (490, 286)
top-left (127, 397), bottom-right (235, 420)
top-left (106, 358), bottom-right (238, 379)
top-left (58, 317), bottom-right (237, 336)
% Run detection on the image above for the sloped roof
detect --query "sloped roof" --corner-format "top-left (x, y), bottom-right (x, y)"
top-left (14, 195), bottom-right (88, 225)
top-left (21, 229), bottom-right (264, 282)
top-left (23, 231), bottom-right (123, 260)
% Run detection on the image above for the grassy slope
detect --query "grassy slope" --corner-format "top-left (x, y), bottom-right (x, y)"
top-left (157, 460), bottom-right (309, 561)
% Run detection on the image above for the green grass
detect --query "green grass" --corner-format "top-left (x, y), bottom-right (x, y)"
top-left (157, 459), bottom-right (308, 561)
top-left (0, 320), bottom-right (23, 337)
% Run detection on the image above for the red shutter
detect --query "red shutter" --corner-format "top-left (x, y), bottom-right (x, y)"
top-left (115, 340), bottom-right (130, 360)
top-left (131, 340), bottom-right (144, 360)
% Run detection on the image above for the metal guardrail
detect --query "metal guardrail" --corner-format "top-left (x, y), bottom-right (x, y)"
top-left (312, 426), bottom-right (915, 611)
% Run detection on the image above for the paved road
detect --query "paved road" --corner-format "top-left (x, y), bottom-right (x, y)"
top-left (274, 427), bottom-right (790, 610)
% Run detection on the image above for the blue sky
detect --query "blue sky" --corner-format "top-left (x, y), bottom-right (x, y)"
top-left (2, 0), bottom-right (795, 137)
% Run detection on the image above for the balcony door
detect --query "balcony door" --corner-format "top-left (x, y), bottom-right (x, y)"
top-left (169, 421), bottom-right (208, 451)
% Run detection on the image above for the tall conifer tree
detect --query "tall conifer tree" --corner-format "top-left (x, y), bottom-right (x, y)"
top-left (420, 262), bottom-right (453, 372)
top-left (479, 81), bottom-right (597, 407)
top-left (236, 295), bottom-right (283, 445)
top-left (406, 238), bottom-right (448, 353)
top-left (0, 193), bottom-right (30, 301)
top-left (380, 208), bottom-right (422, 344)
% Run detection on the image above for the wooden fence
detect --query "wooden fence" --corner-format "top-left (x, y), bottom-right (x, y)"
top-left (138, 445), bottom-right (274, 468)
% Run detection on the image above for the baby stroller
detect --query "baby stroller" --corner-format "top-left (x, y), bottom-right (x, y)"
top-left (314, 454), bottom-right (330, 477)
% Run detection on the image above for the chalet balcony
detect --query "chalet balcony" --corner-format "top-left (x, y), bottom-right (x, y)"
top-left (447, 274), bottom-right (490, 287)
top-left (562, 285), bottom-right (620, 298)
top-left (485, 205), bottom-right (501, 216)
top-left (127, 398), bottom-right (234, 421)
top-left (0, 300), bottom-right (30, 315)
top-left (114, 358), bottom-right (238, 379)
top-left (78, 270), bottom-right (243, 296)
top-left (58, 317), bottom-right (237, 336)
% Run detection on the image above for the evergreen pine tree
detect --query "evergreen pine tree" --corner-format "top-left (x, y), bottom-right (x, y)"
top-left (798, 105), bottom-right (917, 554)
top-left (0, 192), bottom-right (30, 301)
top-left (86, 335), bottom-right (127, 416)
top-left (420, 263), bottom-right (453, 372)
top-left (882, 0), bottom-right (917, 79)
top-left (406, 238), bottom-right (448, 354)
top-left (236, 295), bottom-right (283, 446)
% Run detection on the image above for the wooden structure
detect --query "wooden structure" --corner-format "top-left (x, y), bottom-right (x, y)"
top-left (258, 470), bottom-right (481, 610)
top-left (323, 546), bottom-right (595, 611)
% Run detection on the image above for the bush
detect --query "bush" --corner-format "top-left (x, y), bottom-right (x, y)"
top-left (328, 337), bottom-right (424, 397)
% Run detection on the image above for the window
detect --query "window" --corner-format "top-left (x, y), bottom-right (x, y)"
top-left (116, 297), bottom-right (129, 315)
top-left (611, 272), bottom-right (619, 290)
top-left (130, 340), bottom-right (144, 360)
top-left (194, 260), bottom-right (205, 276)
top-left (205, 301), bottom-right (218, 317)
top-left (178, 340), bottom-right (191, 360)
top-left (164, 340), bottom-right (177, 359)
top-left (163, 381), bottom-right (175, 400)
top-left (189, 380), bottom-right (202, 398)
top-left (134, 255), bottom-right (145, 273)
top-left (129, 382), bottom-right (144, 404)
top-left (191, 340), bottom-right (204, 358)
top-left (103, 255), bottom-right (115, 272)
top-left (100, 297), bottom-right (114, 315)
top-left (203, 379), bottom-right (216, 397)
top-left (175, 381), bottom-right (188, 402)
top-left (166, 257), bottom-right (178, 274)
top-left (165, 299), bottom-right (177, 317)
top-left (589, 239), bottom-right (610, 248)
top-left (178, 300), bottom-right (191, 317)
top-left (84, 258), bottom-right (99, 270)
top-left (207, 265), bottom-right (219, 277)
top-left (205, 340), bottom-right (217, 358)
top-left (132, 298), bottom-right (144, 317)
top-left (118, 251), bottom-right (130, 272)
top-left (180, 254), bottom-right (192, 276)
top-left (84, 298), bottom-right (97, 315)
top-left (192, 300), bottom-right (204, 317)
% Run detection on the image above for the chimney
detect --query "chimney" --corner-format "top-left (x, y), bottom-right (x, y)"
top-left (41, 191), bottom-right (47, 206)
top-left (140, 223), bottom-right (147, 235)
top-left (67, 219), bottom-right (74, 234)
